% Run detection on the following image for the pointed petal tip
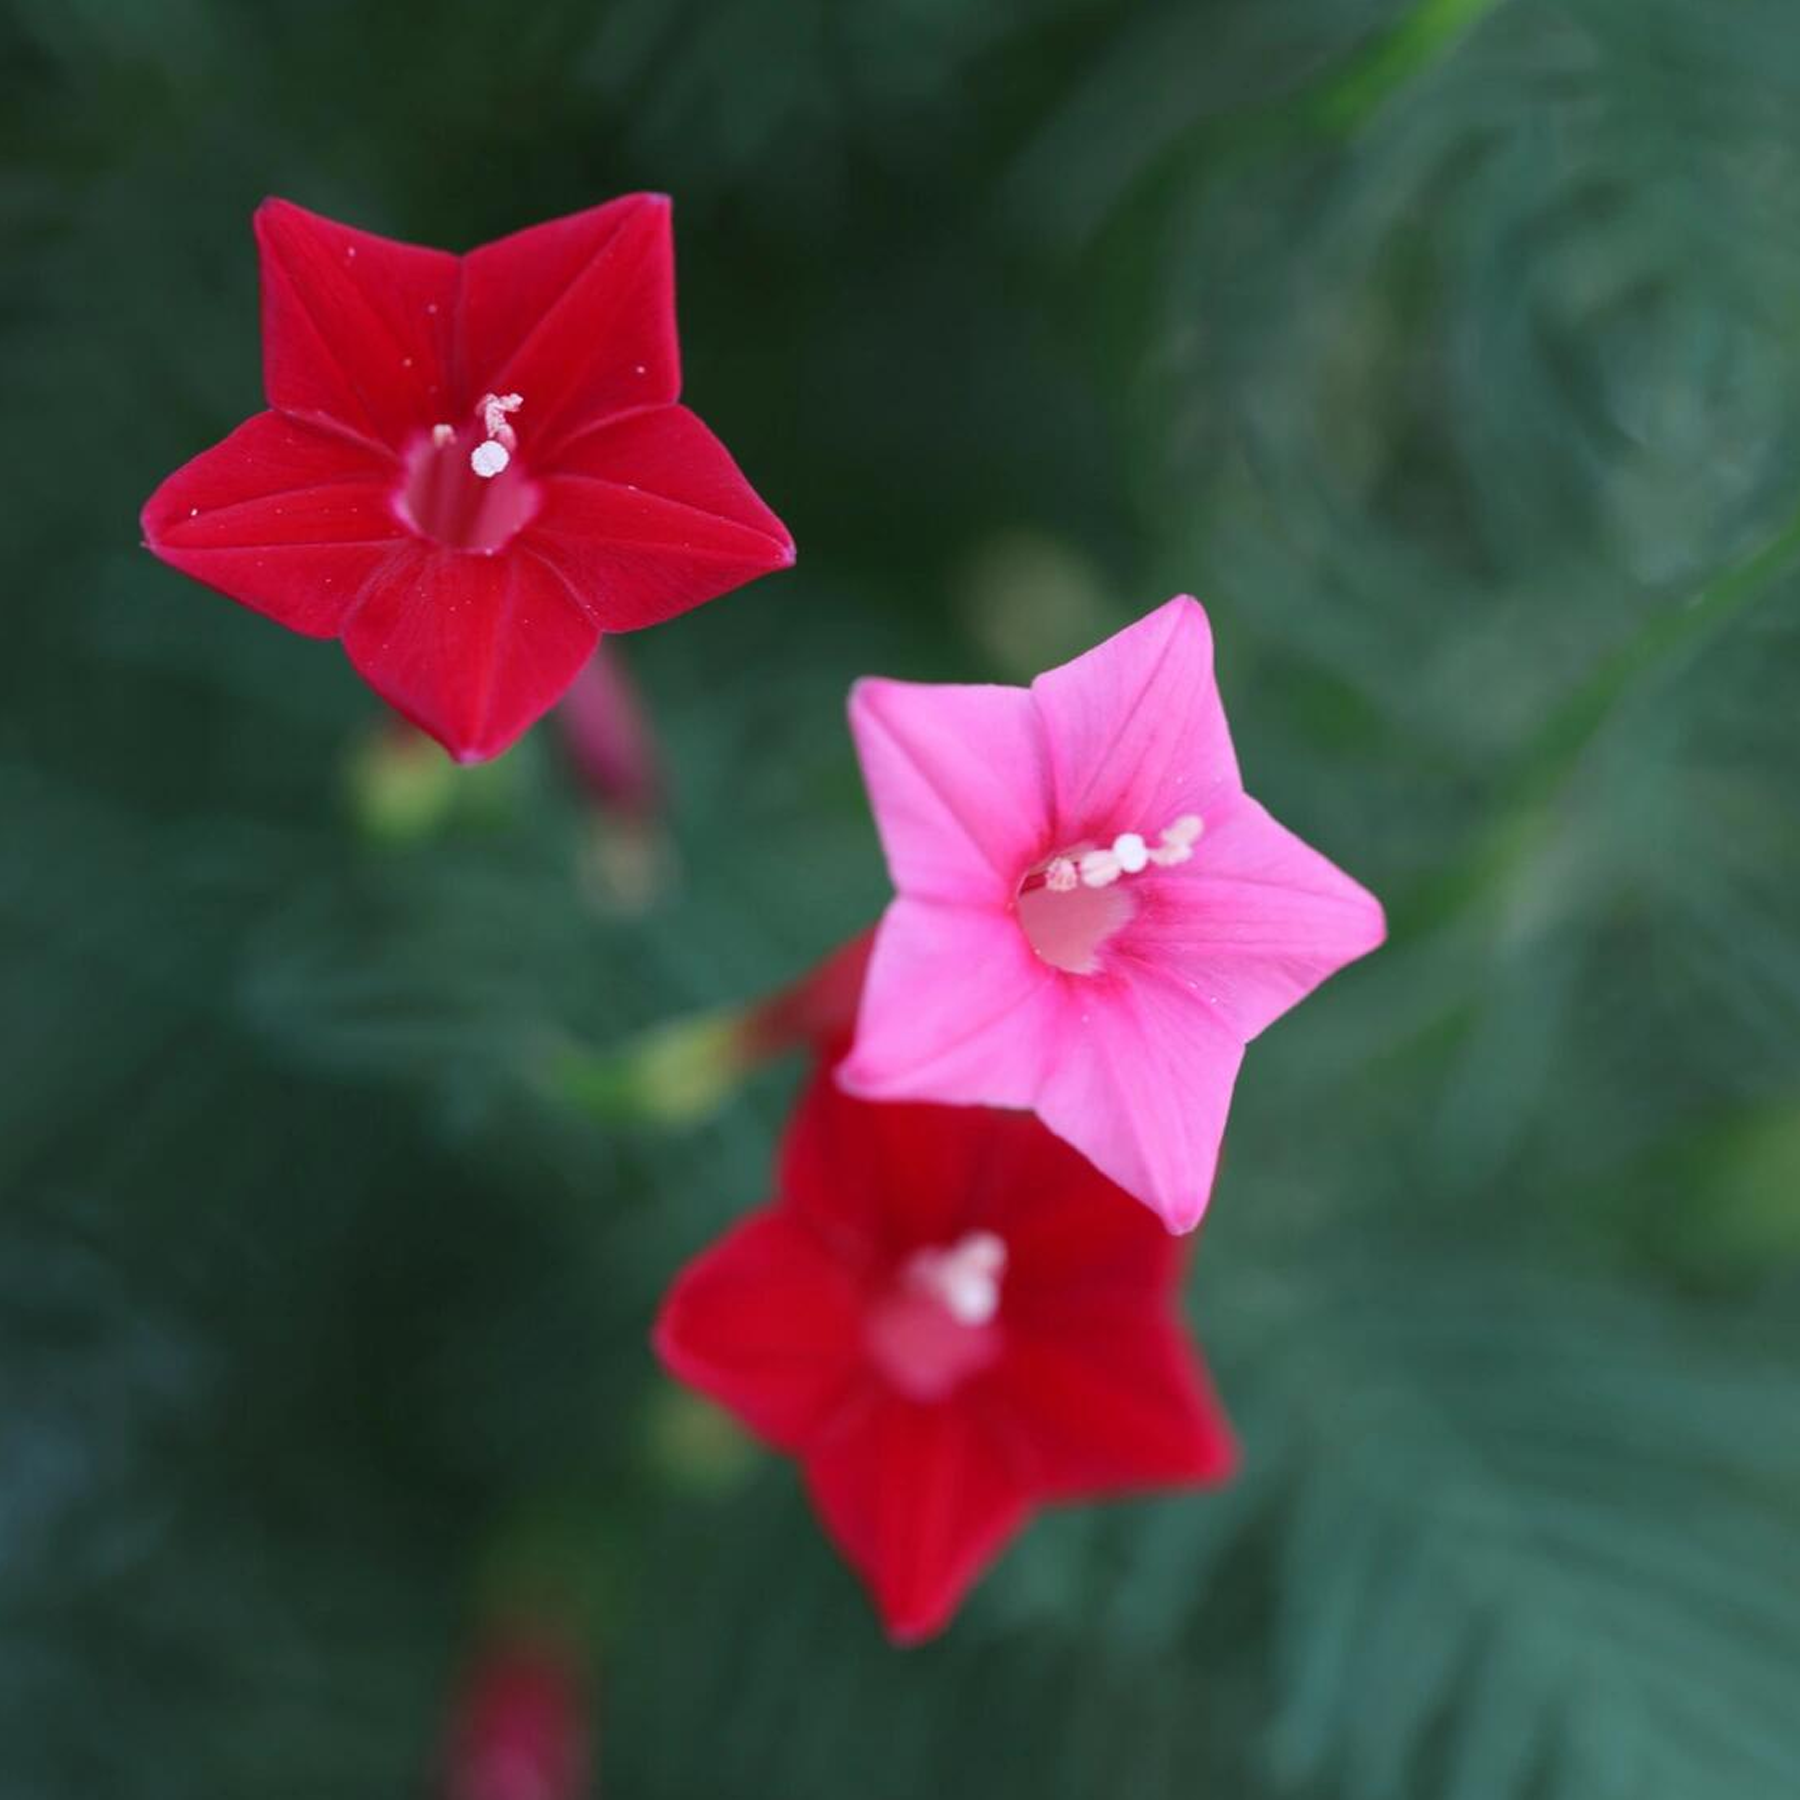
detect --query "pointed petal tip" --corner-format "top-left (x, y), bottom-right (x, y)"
top-left (647, 1302), bottom-right (684, 1378)
top-left (252, 194), bottom-right (309, 240)
top-left (830, 1053), bottom-right (884, 1101)
top-left (1202, 1423), bottom-right (1243, 1486)
top-left (881, 1610), bottom-right (948, 1650)
top-left (1156, 1193), bottom-right (1210, 1237)
top-left (845, 673), bottom-right (897, 728)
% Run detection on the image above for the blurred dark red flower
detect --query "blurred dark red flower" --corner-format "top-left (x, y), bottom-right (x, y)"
top-left (142, 195), bottom-right (793, 763)
top-left (557, 641), bottom-right (663, 824)
top-left (442, 1630), bottom-right (592, 1800)
top-left (654, 1066), bottom-right (1237, 1643)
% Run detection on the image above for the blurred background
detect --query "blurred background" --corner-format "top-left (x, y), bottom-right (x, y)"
top-left (4, 0), bottom-right (1800, 1794)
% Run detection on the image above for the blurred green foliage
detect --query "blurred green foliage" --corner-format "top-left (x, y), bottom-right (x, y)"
top-left (2, 0), bottom-right (1798, 1795)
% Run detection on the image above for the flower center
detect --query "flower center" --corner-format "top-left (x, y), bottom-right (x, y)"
top-left (866, 1230), bottom-right (1007, 1402)
top-left (1015, 813), bottom-right (1203, 975)
top-left (397, 393), bottom-right (540, 553)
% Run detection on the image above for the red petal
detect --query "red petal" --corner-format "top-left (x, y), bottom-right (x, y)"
top-left (780, 1065), bottom-right (992, 1261)
top-left (653, 1210), bottom-right (866, 1452)
top-left (527, 406), bottom-right (793, 632)
top-left (994, 1308), bottom-right (1238, 1500)
top-left (804, 1391), bottom-right (1032, 1643)
top-left (460, 194), bottom-right (681, 459)
top-left (340, 547), bottom-right (598, 762)
top-left (255, 199), bottom-right (459, 451)
top-left (973, 1110), bottom-right (1185, 1304)
top-left (140, 410), bottom-right (411, 637)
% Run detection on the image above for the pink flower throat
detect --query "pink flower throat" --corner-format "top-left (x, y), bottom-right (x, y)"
top-left (1015, 813), bottom-right (1204, 975)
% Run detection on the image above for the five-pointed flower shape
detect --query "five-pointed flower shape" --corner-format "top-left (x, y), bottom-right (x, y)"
top-left (838, 596), bottom-right (1386, 1233)
top-left (654, 1066), bottom-right (1237, 1643)
top-left (141, 196), bottom-right (793, 762)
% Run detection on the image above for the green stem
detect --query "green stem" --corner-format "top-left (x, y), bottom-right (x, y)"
top-left (1307, 0), bottom-right (1510, 137)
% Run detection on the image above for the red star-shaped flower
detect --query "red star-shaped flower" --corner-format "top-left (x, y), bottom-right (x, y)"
top-left (141, 196), bottom-right (793, 762)
top-left (654, 1065), bottom-right (1238, 1643)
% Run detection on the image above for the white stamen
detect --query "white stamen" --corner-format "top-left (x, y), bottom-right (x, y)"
top-left (478, 391), bottom-right (524, 450)
top-left (1045, 856), bottom-right (1079, 893)
top-left (470, 439), bottom-right (510, 479)
top-left (1147, 813), bottom-right (1205, 868)
top-left (908, 1230), bottom-right (1007, 1327)
top-left (1071, 812), bottom-right (1206, 888)
top-left (431, 423), bottom-right (456, 448)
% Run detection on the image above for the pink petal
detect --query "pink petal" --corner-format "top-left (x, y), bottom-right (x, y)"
top-left (527, 406), bottom-right (793, 632)
top-left (255, 199), bottom-right (459, 452)
top-left (1123, 792), bottom-right (1387, 1041)
top-left (804, 1390), bottom-right (1031, 1643)
top-left (341, 547), bottom-right (599, 762)
top-left (836, 898), bottom-right (1065, 1109)
top-left (848, 677), bottom-right (1052, 906)
top-left (1031, 595), bottom-right (1239, 840)
top-left (1034, 969), bottom-right (1245, 1233)
top-left (653, 1210), bottom-right (866, 1453)
top-left (140, 410), bottom-right (411, 637)
top-left (995, 1310), bottom-right (1238, 1500)
top-left (460, 194), bottom-right (680, 460)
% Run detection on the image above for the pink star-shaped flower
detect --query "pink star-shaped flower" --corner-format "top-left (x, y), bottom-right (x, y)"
top-left (837, 596), bottom-right (1386, 1233)
top-left (141, 196), bottom-right (793, 762)
top-left (655, 1066), bottom-right (1236, 1643)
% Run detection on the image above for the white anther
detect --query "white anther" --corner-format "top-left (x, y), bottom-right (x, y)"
top-left (469, 439), bottom-right (511, 479)
top-left (1078, 848), bottom-right (1123, 887)
top-left (1074, 813), bottom-right (1205, 887)
top-left (1148, 813), bottom-right (1205, 868)
top-left (431, 423), bottom-right (456, 448)
top-left (1044, 857), bottom-right (1079, 893)
top-left (478, 391), bottom-right (523, 450)
top-left (910, 1230), bottom-right (1008, 1327)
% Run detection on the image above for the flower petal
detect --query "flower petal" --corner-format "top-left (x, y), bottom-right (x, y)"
top-left (976, 1116), bottom-right (1184, 1303)
top-left (1034, 968), bottom-right (1245, 1233)
top-left (460, 194), bottom-right (680, 459)
top-left (140, 410), bottom-right (411, 637)
top-left (995, 1310), bottom-right (1238, 1500)
top-left (341, 547), bottom-right (598, 762)
top-left (837, 898), bottom-right (1064, 1109)
top-left (848, 676), bottom-right (1052, 905)
top-left (653, 1209), bottom-right (866, 1452)
top-left (804, 1391), bottom-right (1031, 1643)
top-left (1030, 595), bottom-right (1240, 840)
top-left (1123, 792), bottom-right (1387, 1041)
top-left (527, 406), bottom-right (793, 632)
top-left (255, 199), bottom-right (459, 451)
top-left (782, 1066), bottom-right (1003, 1257)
